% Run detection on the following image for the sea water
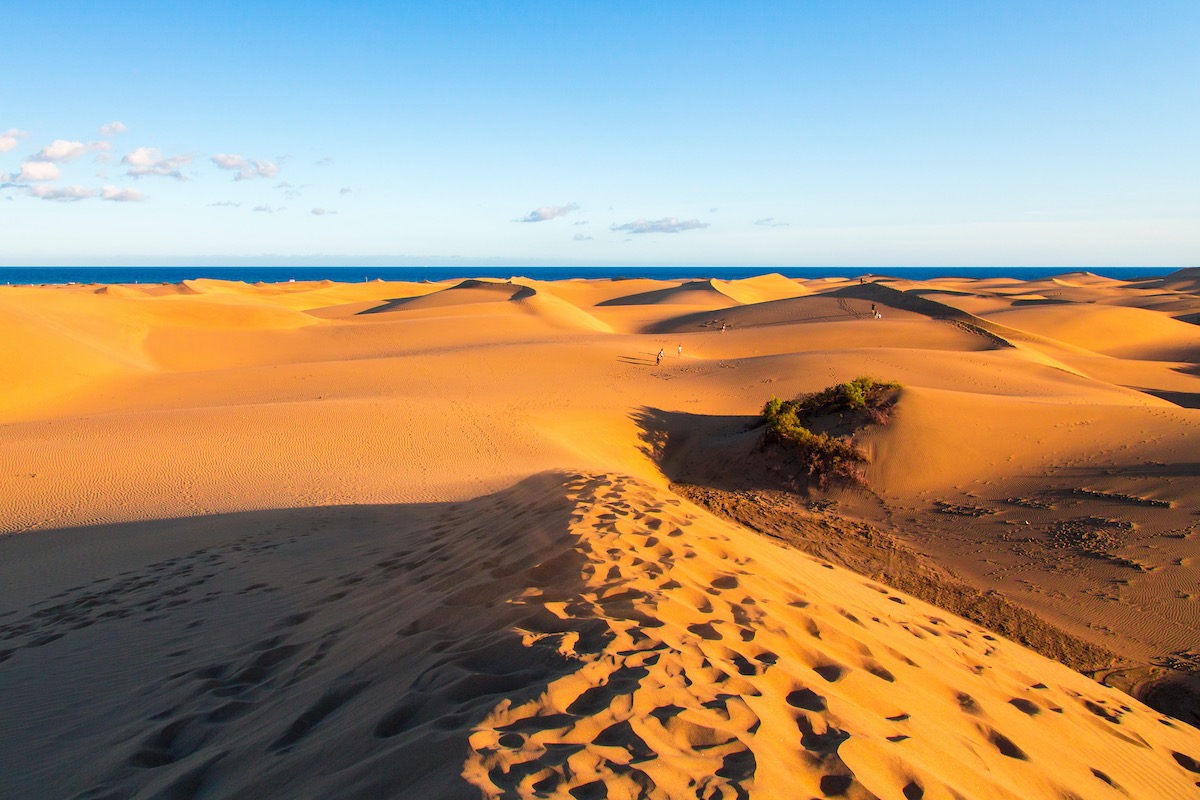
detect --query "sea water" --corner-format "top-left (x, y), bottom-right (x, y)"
top-left (0, 265), bottom-right (1178, 286)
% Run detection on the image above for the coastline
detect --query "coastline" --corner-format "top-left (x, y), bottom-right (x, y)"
top-left (0, 264), bottom-right (1182, 287)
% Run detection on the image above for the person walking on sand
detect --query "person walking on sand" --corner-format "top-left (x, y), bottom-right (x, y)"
top-left (721, 322), bottom-right (726, 333)
top-left (677, 344), bottom-right (682, 357)
top-left (656, 348), bottom-right (664, 366)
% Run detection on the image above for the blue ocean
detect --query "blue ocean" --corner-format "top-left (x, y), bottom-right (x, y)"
top-left (0, 265), bottom-right (1179, 286)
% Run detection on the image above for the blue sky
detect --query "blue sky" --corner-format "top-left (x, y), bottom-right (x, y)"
top-left (2, 1), bottom-right (1197, 266)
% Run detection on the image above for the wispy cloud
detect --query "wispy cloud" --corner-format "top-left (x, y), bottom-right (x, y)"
top-left (314, 156), bottom-right (333, 167)
top-left (610, 217), bottom-right (709, 234)
top-left (754, 217), bottom-right (789, 227)
top-left (0, 128), bottom-right (29, 153)
top-left (101, 185), bottom-right (145, 202)
top-left (18, 181), bottom-right (144, 202)
top-left (573, 233), bottom-right (593, 241)
top-left (99, 121), bottom-right (128, 137)
top-left (27, 184), bottom-right (95, 202)
top-left (518, 202), bottom-right (579, 223)
top-left (34, 139), bottom-right (112, 162)
top-left (18, 161), bottom-right (61, 182)
top-left (123, 147), bottom-right (191, 179)
top-left (253, 204), bottom-right (284, 213)
top-left (311, 207), bottom-right (338, 216)
top-left (208, 200), bottom-right (241, 208)
top-left (339, 186), bottom-right (352, 195)
top-left (212, 153), bottom-right (280, 181)
top-left (274, 181), bottom-right (302, 199)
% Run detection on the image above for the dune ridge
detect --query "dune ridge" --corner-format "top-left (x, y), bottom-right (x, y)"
top-left (466, 474), bottom-right (1200, 800)
top-left (3, 473), bottom-right (1199, 799)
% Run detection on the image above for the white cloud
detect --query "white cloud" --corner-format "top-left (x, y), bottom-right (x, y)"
top-left (18, 161), bottom-right (61, 182)
top-left (211, 153), bottom-right (245, 170)
top-left (339, 186), bottom-right (352, 195)
top-left (208, 200), bottom-right (241, 207)
top-left (35, 139), bottom-right (111, 162)
top-left (610, 217), bottom-right (710, 234)
top-left (518, 203), bottom-right (579, 223)
top-left (315, 156), bottom-right (333, 167)
top-left (573, 233), bottom-right (593, 241)
top-left (123, 147), bottom-right (191, 179)
top-left (101, 185), bottom-right (145, 202)
top-left (253, 204), bottom-right (284, 213)
top-left (311, 207), bottom-right (337, 216)
top-left (27, 184), bottom-right (95, 202)
top-left (755, 217), bottom-right (789, 227)
top-left (0, 128), bottom-right (28, 153)
top-left (211, 153), bottom-right (280, 180)
top-left (99, 121), bottom-right (128, 137)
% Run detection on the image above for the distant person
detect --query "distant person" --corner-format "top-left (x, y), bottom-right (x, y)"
top-left (656, 348), bottom-right (664, 366)
top-left (677, 344), bottom-right (682, 356)
top-left (871, 303), bottom-right (876, 314)
top-left (721, 322), bottom-right (726, 333)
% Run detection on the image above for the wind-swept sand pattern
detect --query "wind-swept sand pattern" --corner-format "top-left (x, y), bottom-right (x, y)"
top-left (1, 271), bottom-right (1198, 798)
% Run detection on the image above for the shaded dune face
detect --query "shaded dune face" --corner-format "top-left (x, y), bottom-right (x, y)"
top-left (0, 476), bottom-right (589, 799)
top-left (360, 279), bottom-right (537, 313)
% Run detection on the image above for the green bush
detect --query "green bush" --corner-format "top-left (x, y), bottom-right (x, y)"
top-left (761, 376), bottom-right (900, 486)
top-left (796, 376), bottom-right (901, 416)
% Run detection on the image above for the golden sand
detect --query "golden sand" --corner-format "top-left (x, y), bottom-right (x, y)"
top-left (1, 272), bottom-right (1198, 798)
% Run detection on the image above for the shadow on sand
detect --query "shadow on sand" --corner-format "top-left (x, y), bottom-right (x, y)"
top-left (0, 473), bottom-right (603, 800)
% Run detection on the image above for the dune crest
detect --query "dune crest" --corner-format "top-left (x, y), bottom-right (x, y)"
top-left (597, 279), bottom-right (744, 308)
top-left (465, 474), bottom-right (1200, 799)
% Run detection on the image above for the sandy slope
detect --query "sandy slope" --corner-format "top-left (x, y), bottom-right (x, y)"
top-left (3, 473), bottom-right (1199, 799)
top-left (1, 272), bottom-right (1199, 798)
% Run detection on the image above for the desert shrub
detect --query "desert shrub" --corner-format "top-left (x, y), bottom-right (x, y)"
top-left (762, 397), bottom-right (867, 485)
top-left (796, 376), bottom-right (901, 416)
top-left (761, 377), bottom-right (901, 486)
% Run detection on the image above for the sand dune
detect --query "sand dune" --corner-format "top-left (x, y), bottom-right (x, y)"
top-left (372, 279), bottom-right (534, 311)
top-left (2, 272), bottom-right (1199, 798)
top-left (3, 474), bottom-right (1200, 799)
top-left (979, 303), bottom-right (1199, 361)
top-left (1138, 267), bottom-right (1200, 295)
top-left (597, 279), bottom-right (744, 308)
top-left (711, 273), bottom-right (812, 305)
